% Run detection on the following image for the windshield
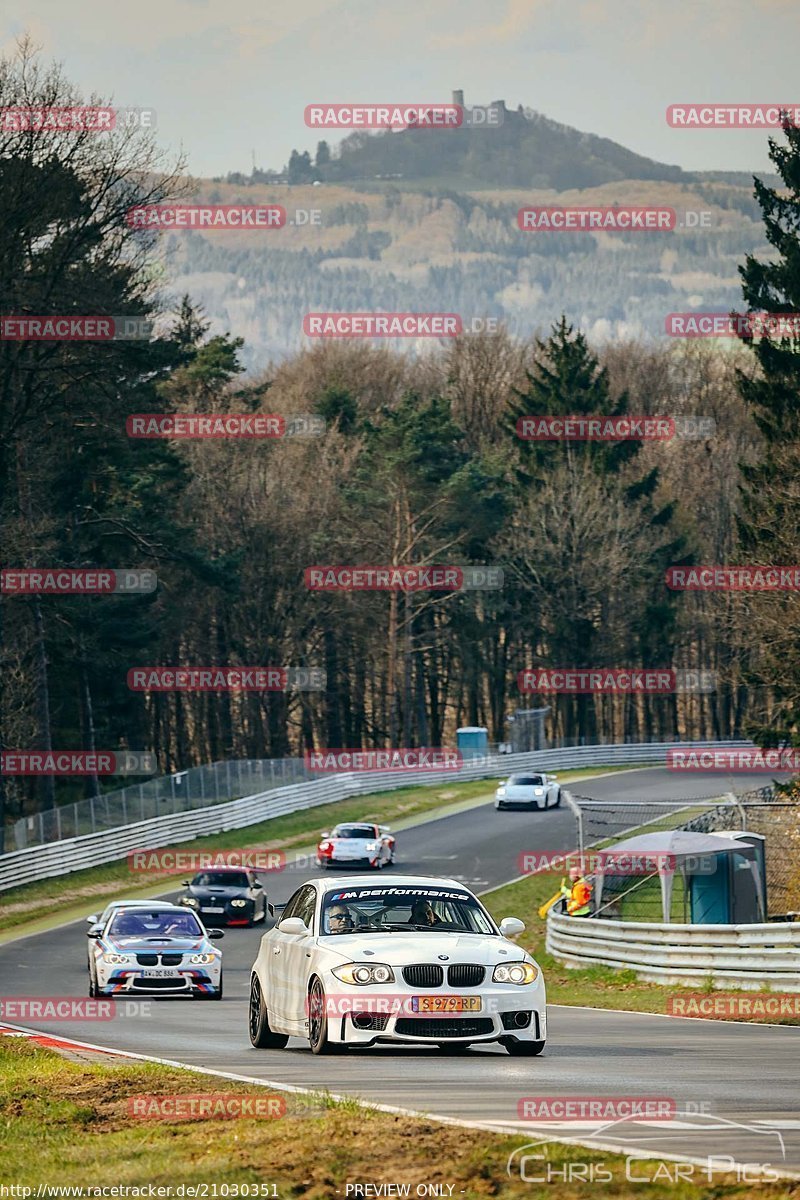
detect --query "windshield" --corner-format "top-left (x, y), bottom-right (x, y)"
top-left (333, 826), bottom-right (376, 839)
top-left (509, 775), bottom-right (543, 785)
top-left (193, 871), bottom-right (249, 888)
top-left (107, 910), bottom-right (204, 939)
top-left (321, 885), bottom-right (496, 935)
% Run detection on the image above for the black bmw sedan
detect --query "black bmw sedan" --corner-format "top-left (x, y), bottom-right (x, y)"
top-left (177, 868), bottom-right (267, 927)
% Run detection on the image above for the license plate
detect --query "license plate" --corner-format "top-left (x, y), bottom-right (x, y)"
top-left (142, 968), bottom-right (178, 977)
top-left (411, 996), bottom-right (482, 1013)
top-left (203, 907), bottom-right (225, 913)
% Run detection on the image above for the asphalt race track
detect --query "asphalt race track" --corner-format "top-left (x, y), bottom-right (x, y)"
top-left (2, 767), bottom-right (799, 1178)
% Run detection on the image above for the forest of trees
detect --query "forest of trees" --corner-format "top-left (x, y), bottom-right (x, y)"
top-left (2, 44), bottom-right (800, 835)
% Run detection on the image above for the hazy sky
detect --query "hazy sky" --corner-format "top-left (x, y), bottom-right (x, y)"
top-left (2, 0), bottom-right (798, 178)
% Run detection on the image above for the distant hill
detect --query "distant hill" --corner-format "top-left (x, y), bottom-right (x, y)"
top-left (288, 95), bottom-right (692, 191)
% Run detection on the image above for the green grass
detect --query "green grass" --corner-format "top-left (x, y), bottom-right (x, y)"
top-left (1, 1037), bottom-right (791, 1197)
top-left (0, 766), bottom-right (637, 939)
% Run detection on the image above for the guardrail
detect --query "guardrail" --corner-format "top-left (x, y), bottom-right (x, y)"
top-left (546, 909), bottom-right (800, 990)
top-left (0, 740), bottom-right (755, 892)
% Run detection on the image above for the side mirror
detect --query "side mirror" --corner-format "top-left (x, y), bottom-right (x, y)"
top-left (87, 929), bottom-right (102, 939)
top-left (252, 880), bottom-right (263, 889)
top-left (278, 917), bottom-right (309, 935)
top-left (181, 880), bottom-right (191, 887)
top-left (207, 929), bottom-right (225, 940)
top-left (499, 917), bottom-right (525, 938)
top-left (86, 914), bottom-right (99, 925)
top-left (320, 832), bottom-right (330, 840)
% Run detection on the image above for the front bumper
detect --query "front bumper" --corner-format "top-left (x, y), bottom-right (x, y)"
top-left (97, 965), bottom-right (221, 996)
top-left (182, 899), bottom-right (255, 925)
top-left (321, 978), bottom-right (546, 1045)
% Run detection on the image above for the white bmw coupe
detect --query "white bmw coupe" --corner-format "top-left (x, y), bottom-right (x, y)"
top-left (248, 874), bottom-right (546, 1056)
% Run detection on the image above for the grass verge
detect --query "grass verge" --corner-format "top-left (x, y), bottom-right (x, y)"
top-left (0, 767), bottom-right (636, 940)
top-left (2, 1037), bottom-right (794, 1197)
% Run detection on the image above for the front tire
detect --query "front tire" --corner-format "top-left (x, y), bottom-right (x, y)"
top-left (88, 962), bottom-right (98, 998)
top-left (553, 789), bottom-right (562, 808)
top-left (308, 977), bottom-right (344, 1055)
top-left (505, 1039), bottom-right (546, 1057)
top-left (249, 975), bottom-right (288, 1048)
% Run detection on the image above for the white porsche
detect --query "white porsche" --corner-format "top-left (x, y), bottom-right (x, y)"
top-left (316, 822), bottom-right (395, 869)
top-left (494, 772), bottom-right (561, 810)
top-left (248, 875), bottom-right (546, 1056)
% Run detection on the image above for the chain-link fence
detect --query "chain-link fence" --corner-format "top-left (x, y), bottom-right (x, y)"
top-left (568, 786), bottom-right (800, 921)
top-left (7, 758), bottom-right (314, 851)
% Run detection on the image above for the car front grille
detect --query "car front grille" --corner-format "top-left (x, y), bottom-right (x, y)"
top-left (135, 954), bottom-right (159, 966)
top-left (394, 1017), bottom-right (494, 1039)
top-left (135, 953), bottom-right (183, 966)
top-left (402, 964), bottom-right (444, 988)
top-left (447, 964), bottom-right (485, 987)
top-left (160, 954), bottom-right (183, 966)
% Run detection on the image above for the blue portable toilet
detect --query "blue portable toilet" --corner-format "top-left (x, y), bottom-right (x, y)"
top-left (456, 726), bottom-right (489, 759)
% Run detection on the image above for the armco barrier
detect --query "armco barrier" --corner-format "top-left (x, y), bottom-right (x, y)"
top-left (0, 740), bottom-right (754, 892)
top-left (546, 910), bottom-right (800, 990)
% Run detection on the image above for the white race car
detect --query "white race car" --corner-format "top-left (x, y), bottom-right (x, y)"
top-left (87, 903), bottom-right (224, 999)
top-left (248, 874), bottom-right (545, 1056)
top-left (494, 772), bottom-right (561, 810)
top-left (316, 822), bottom-right (395, 869)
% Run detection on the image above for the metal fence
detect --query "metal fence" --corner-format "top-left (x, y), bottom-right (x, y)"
top-left (547, 909), bottom-right (800, 991)
top-left (7, 758), bottom-right (314, 852)
top-left (5, 736), bottom-right (758, 853)
top-left (566, 785), bottom-right (800, 919)
top-left (0, 740), bottom-right (755, 892)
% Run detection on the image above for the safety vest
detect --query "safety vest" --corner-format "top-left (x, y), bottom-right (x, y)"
top-left (561, 876), bottom-right (591, 916)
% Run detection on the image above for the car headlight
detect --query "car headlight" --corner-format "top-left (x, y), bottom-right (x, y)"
top-left (230, 899), bottom-right (248, 907)
top-left (533, 787), bottom-right (544, 794)
top-left (182, 897), bottom-right (199, 907)
top-left (496, 787), bottom-right (506, 795)
top-left (492, 961), bottom-right (538, 985)
top-left (103, 953), bottom-right (132, 965)
top-left (190, 953), bottom-right (216, 965)
top-left (332, 963), bottom-right (395, 985)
